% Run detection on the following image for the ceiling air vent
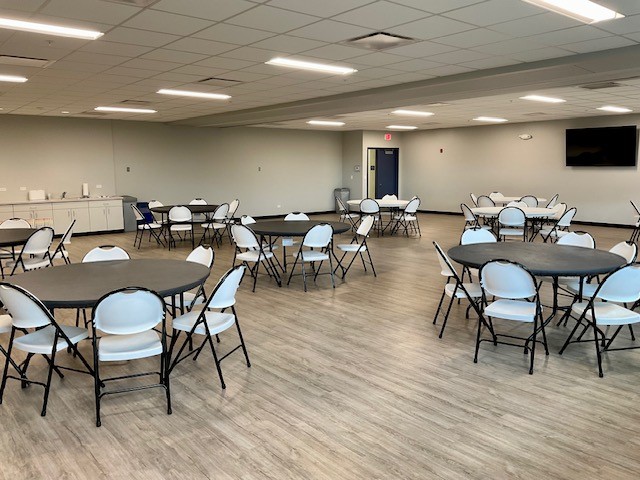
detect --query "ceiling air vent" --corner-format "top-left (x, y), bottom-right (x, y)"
top-left (345, 32), bottom-right (415, 51)
top-left (197, 77), bottom-right (242, 87)
top-left (0, 55), bottom-right (55, 68)
top-left (120, 99), bottom-right (152, 106)
top-left (579, 81), bottom-right (621, 90)
top-left (101, 0), bottom-right (159, 7)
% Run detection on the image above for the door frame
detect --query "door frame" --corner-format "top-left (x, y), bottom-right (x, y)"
top-left (366, 147), bottom-right (399, 198)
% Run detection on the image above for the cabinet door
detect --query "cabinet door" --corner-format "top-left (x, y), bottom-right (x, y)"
top-left (12, 208), bottom-right (34, 226)
top-left (52, 208), bottom-right (73, 235)
top-left (106, 205), bottom-right (124, 230)
top-left (72, 207), bottom-right (91, 233)
top-left (89, 207), bottom-right (108, 231)
top-left (0, 206), bottom-right (14, 223)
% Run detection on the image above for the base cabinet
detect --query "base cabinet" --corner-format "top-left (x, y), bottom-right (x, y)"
top-left (89, 200), bottom-right (124, 231)
top-left (52, 202), bottom-right (91, 235)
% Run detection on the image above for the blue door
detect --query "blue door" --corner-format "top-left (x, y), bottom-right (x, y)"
top-left (374, 148), bottom-right (399, 198)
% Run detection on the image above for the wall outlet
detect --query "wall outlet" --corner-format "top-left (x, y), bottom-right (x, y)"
top-left (126, 166), bottom-right (130, 172)
top-left (0, 187), bottom-right (6, 192)
top-left (258, 166), bottom-right (262, 172)
top-left (96, 184), bottom-right (102, 189)
top-left (19, 186), bottom-right (26, 191)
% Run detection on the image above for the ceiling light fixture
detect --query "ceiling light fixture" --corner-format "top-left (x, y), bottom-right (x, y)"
top-left (95, 106), bottom-right (157, 113)
top-left (597, 105), bottom-right (632, 113)
top-left (386, 125), bottom-right (417, 130)
top-left (266, 57), bottom-right (357, 75)
top-left (61, 111), bottom-right (70, 114)
top-left (0, 74), bottom-right (27, 83)
top-left (392, 109), bottom-right (434, 117)
top-left (157, 89), bottom-right (231, 100)
top-left (522, 0), bottom-right (624, 24)
top-left (473, 116), bottom-right (508, 123)
top-left (520, 94), bottom-right (566, 103)
top-left (307, 120), bottom-right (345, 126)
top-left (0, 17), bottom-right (103, 40)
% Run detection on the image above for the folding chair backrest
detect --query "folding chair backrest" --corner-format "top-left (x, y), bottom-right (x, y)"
top-left (461, 203), bottom-right (477, 223)
top-left (131, 204), bottom-right (146, 222)
top-left (93, 288), bottom-right (164, 335)
top-left (557, 207), bottom-right (576, 227)
top-left (476, 195), bottom-right (495, 207)
top-left (52, 219), bottom-right (75, 252)
top-left (0, 218), bottom-right (31, 229)
top-left (360, 198), bottom-right (380, 214)
top-left (284, 212), bottom-right (309, 221)
top-left (0, 283), bottom-right (52, 329)
top-left (240, 215), bottom-right (256, 225)
top-left (498, 207), bottom-right (525, 227)
top-left (189, 198), bottom-right (207, 205)
top-left (546, 194), bottom-right (559, 208)
top-left (470, 193), bottom-right (478, 206)
top-left (506, 201), bottom-right (527, 208)
top-left (382, 194), bottom-right (397, 201)
top-left (169, 206), bottom-right (191, 222)
top-left (433, 241), bottom-right (458, 278)
top-left (519, 195), bottom-right (538, 207)
top-left (203, 265), bottom-right (245, 310)
top-left (228, 199), bottom-right (240, 218)
top-left (480, 260), bottom-right (536, 299)
top-left (556, 231), bottom-right (595, 248)
top-left (302, 224), bottom-right (332, 248)
top-left (461, 228), bottom-right (497, 245)
top-left (212, 203), bottom-right (229, 221)
top-left (231, 224), bottom-right (260, 250)
top-left (609, 241), bottom-right (637, 264)
top-left (595, 265), bottom-right (640, 303)
top-left (551, 202), bottom-right (567, 219)
top-left (356, 215), bottom-right (375, 237)
top-left (186, 245), bottom-right (214, 268)
top-left (148, 200), bottom-right (163, 209)
top-left (22, 227), bottom-right (54, 255)
top-left (83, 245), bottom-right (130, 263)
top-left (404, 198), bottom-right (420, 214)
top-left (489, 192), bottom-right (503, 200)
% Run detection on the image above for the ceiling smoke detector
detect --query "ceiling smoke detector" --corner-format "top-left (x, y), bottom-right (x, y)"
top-left (345, 32), bottom-right (415, 50)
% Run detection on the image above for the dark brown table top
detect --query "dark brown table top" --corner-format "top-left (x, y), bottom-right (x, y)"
top-left (7, 259), bottom-right (210, 309)
top-left (250, 220), bottom-right (350, 237)
top-left (448, 242), bottom-right (626, 277)
top-left (150, 204), bottom-right (220, 215)
top-left (0, 228), bottom-right (34, 248)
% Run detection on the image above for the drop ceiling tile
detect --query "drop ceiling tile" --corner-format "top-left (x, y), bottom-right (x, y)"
top-left (597, 14), bottom-right (640, 35)
top-left (288, 20), bottom-right (370, 43)
top-left (119, 58), bottom-right (182, 72)
top-left (250, 35), bottom-right (326, 54)
top-left (384, 58), bottom-right (442, 71)
top-left (41, 0), bottom-right (140, 25)
top-left (347, 51), bottom-right (410, 67)
top-left (169, 65), bottom-right (228, 76)
top-left (561, 35), bottom-right (636, 54)
top-left (428, 49), bottom-right (490, 64)
top-left (390, 16), bottom-right (476, 40)
top-left (355, 66), bottom-right (405, 78)
top-left (489, 12), bottom-right (580, 36)
top-left (387, 0), bottom-right (484, 14)
top-left (383, 40), bottom-right (457, 58)
top-left (609, 1), bottom-right (640, 15)
top-left (267, 0), bottom-right (372, 17)
top-left (0, 0), bottom-right (46, 12)
top-left (386, 71), bottom-right (435, 82)
top-left (123, 10), bottom-right (212, 36)
top-left (221, 70), bottom-right (269, 82)
top-left (104, 65), bottom-right (158, 78)
top-left (295, 44), bottom-right (363, 61)
top-left (444, 0), bottom-right (541, 26)
top-left (63, 51), bottom-right (130, 66)
top-left (459, 55), bottom-right (520, 69)
top-left (219, 46), bottom-right (276, 62)
top-left (164, 37), bottom-right (237, 55)
top-left (333, 1), bottom-right (429, 30)
top-left (48, 60), bottom-right (112, 73)
top-left (435, 28), bottom-right (511, 48)
top-left (423, 64), bottom-right (474, 76)
top-left (141, 48), bottom-right (208, 64)
top-left (151, 0), bottom-right (255, 21)
top-left (194, 56), bottom-right (255, 69)
top-left (526, 26), bottom-right (611, 46)
top-left (103, 27), bottom-right (180, 47)
top-left (226, 5), bottom-right (318, 33)
top-left (473, 37), bottom-right (546, 55)
top-left (509, 46), bottom-right (574, 62)
top-left (193, 23), bottom-right (274, 44)
top-left (78, 41), bottom-right (153, 57)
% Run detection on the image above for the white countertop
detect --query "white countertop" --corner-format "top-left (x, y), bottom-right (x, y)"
top-left (0, 196), bottom-right (123, 206)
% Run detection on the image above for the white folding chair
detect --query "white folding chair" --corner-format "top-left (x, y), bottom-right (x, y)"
top-left (83, 245), bottom-right (130, 263)
top-left (497, 207), bottom-right (526, 241)
top-left (200, 203), bottom-right (229, 247)
top-left (546, 194), bottom-right (559, 208)
top-left (336, 196), bottom-right (360, 231)
top-left (0, 283), bottom-right (92, 416)
top-left (287, 224), bottom-right (335, 292)
top-left (50, 219), bottom-right (75, 265)
top-left (459, 227), bottom-right (497, 281)
top-left (335, 215), bottom-right (376, 279)
top-left (189, 198), bottom-right (208, 222)
top-left (231, 224), bottom-right (281, 292)
top-left (476, 195), bottom-right (495, 207)
top-left (360, 199), bottom-right (381, 235)
top-left (519, 195), bottom-right (538, 207)
top-left (131, 204), bottom-right (164, 249)
top-left (470, 193), bottom-right (478, 207)
top-left (432, 241), bottom-right (483, 339)
top-left (0, 218), bottom-right (32, 276)
top-left (630, 200), bottom-right (640, 243)
top-left (168, 266), bottom-right (250, 390)
top-left (540, 207), bottom-right (576, 243)
top-left (477, 260), bottom-right (547, 374)
top-left (281, 212), bottom-right (309, 271)
top-left (392, 197), bottom-right (421, 236)
top-left (168, 206), bottom-right (193, 250)
top-left (164, 246), bottom-right (214, 314)
top-left (91, 287), bottom-right (170, 427)
top-left (6, 227), bottom-right (54, 276)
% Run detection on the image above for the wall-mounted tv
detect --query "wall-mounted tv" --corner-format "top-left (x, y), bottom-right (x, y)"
top-left (566, 125), bottom-right (637, 167)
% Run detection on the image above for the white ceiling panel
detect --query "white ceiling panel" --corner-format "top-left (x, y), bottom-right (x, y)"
top-left (226, 5), bottom-right (318, 34)
top-left (303, 44), bottom-right (368, 61)
top-left (444, 0), bottom-right (541, 26)
top-left (123, 9), bottom-right (212, 36)
top-left (390, 16), bottom-right (476, 40)
top-left (387, 0), bottom-right (485, 14)
top-left (140, 48), bottom-right (207, 63)
top-left (41, 0), bottom-right (140, 25)
top-left (332, 1), bottom-right (429, 30)
top-left (489, 12), bottom-right (580, 37)
top-left (435, 28), bottom-right (511, 48)
top-left (164, 37), bottom-right (236, 55)
top-left (151, 0), bottom-right (255, 21)
top-left (0, 0), bottom-right (47, 12)
top-left (288, 20), bottom-right (370, 43)
top-left (79, 41), bottom-right (153, 57)
top-left (383, 41), bottom-right (458, 58)
top-left (102, 27), bottom-right (180, 47)
top-left (250, 35), bottom-right (326, 54)
top-left (562, 36), bottom-right (636, 54)
top-left (266, 0), bottom-right (373, 17)
top-left (193, 23), bottom-right (274, 45)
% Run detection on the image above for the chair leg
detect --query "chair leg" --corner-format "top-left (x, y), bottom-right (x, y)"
top-left (41, 336), bottom-right (59, 416)
top-left (207, 334), bottom-right (225, 389)
top-left (438, 294), bottom-right (456, 339)
top-left (0, 327), bottom-right (16, 404)
top-left (593, 321), bottom-right (604, 378)
top-left (433, 289), bottom-right (447, 325)
top-left (233, 308), bottom-right (251, 368)
top-left (93, 337), bottom-right (102, 427)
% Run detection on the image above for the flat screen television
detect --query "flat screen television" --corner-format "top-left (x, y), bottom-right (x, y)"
top-left (566, 125), bottom-right (637, 167)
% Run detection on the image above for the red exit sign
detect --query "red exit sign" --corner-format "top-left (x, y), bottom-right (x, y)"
top-left (384, 133), bottom-right (392, 141)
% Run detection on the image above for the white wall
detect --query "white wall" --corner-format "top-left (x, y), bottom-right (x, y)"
top-left (401, 115), bottom-right (640, 225)
top-left (341, 131), bottom-right (363, 199)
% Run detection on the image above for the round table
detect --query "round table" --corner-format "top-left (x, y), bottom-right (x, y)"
top-left (490, 196), bottom-right (547, 205)
top-left (0, 228), bottom-right (34, 248)
top-left (448, 243), bottom-right (625, 277)
top-left (149, 204), bottom-right (220, 216)
top-left (6, 259), bottom-right (210, 309)
top-left (250, 220), bottom-right (350, 237)
top-left (347, 199), bottom-right (409, 209)
top-left (471, 206), bottom-right (553, 218)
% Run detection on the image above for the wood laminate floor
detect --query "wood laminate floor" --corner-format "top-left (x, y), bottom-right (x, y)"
top-left (1, 214), bottom-right (639, 479)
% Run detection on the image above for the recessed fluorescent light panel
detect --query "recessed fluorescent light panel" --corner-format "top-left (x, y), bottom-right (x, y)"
top-left (0, 17), bottom-right (103, 40)
top-left (386, 125), bottom-right (417, 130)
top-left (392, 109), bottom-right (434, 117)
top-left (0, 74), bottom-right (27, 83)
top-left (266, 57), bottom-right (357, 75)
top-left (473, 116), bottom-right (508, 123)
top-left (522, 0), bottom-right (624, 24)
top-left (307, 120), bottom-right (345, 126)
top-left (520, 94), bottom-right (566, 103)
top-left (597, 105), bottom-right (632, 113)
top-left (157, 89), bottom-right (231, 100)
top-left (95, 106), bottom-right (157, 113)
